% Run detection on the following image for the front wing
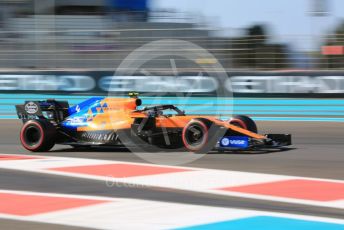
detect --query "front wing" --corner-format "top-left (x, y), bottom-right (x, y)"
top-left (215, 134), bottom-right (292, 151)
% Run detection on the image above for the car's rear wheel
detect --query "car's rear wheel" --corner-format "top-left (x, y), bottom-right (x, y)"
top-left (20, 120), bottom-right (56, 152)
top-left (229, 115), bottom-right (258, 133)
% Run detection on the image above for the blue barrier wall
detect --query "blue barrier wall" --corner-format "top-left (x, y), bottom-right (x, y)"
top-left (3, 94), bottom-right (344, 122)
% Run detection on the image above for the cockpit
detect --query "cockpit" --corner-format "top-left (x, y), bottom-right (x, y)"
top-left (139, 105), bottom-right (185, 117)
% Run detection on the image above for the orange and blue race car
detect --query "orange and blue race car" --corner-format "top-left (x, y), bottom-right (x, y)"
top-left (15, 94), bottom-right (291, 153)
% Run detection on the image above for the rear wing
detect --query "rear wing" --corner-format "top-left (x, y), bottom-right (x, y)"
top-left (15, 99), bottom-right (69, 123)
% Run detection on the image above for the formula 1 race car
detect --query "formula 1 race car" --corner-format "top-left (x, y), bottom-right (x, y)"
top-left (15, 94), bottom-right (291, 153)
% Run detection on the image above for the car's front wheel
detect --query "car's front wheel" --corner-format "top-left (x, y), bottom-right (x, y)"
top-left (20, 120), bottom-right (56, 152)
top-left (182, 119), bottom-right (220, 154)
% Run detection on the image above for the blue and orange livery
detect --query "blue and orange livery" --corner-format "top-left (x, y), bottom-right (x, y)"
top-left (15, 95), bottom-right (291, 152)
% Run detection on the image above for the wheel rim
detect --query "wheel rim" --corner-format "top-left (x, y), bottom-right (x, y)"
top-left (184, 124), bottom-right (205, 147)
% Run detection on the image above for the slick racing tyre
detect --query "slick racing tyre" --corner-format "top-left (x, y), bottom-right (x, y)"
top-left (20, 120), bottom-right (56, 152)
top-left (229, 115), bottom-right (258, 133)
top-left (182, 119), bottom-right (220, 154)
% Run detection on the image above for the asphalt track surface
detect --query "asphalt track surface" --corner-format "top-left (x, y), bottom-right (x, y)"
top-left (0, 120), bottom-right (343, 229)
